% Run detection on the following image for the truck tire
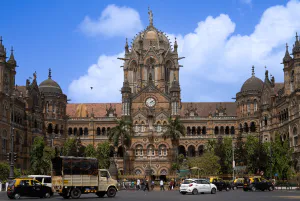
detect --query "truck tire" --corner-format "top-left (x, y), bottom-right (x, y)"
top-left (70, 188), bottom-right (82, 199)
top-left (106, 187), bottom-right (117, 198)
top-left (96, 192), bottom-right (106, 197)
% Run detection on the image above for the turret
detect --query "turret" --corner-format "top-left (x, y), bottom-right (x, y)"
top-left (0, 36), bottom-right (6, 61)
top-left (174, 37), bottom-right (178, 53)
top-left (170, 75), bottom-right (181, 116)
top-left (282, 43), bottom-right (292, 64)
top-left (125, 38), bottom-right (129, 54)
top-left (121, 79), bottom-right (131, 117)
top-left (292, 32), bottom-right (300, 57)
top-left (7, 47), bottom-right (17, 67)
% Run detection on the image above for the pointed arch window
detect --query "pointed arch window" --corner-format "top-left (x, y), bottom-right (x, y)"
top-left (158, 144), bottom-right (167, 156)
top-left (147, 144), bottom-right (155, 156)
top-left (135, 145), bottom-right (143, 156)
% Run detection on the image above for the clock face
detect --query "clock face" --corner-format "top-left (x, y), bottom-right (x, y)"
top-left (146, 97), bottom-right (156, 107)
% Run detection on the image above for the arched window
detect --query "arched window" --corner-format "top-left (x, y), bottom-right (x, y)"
top-left (135, 169), bottom-right (142, 175)
top-left (293, 127), bottom-right (298, 146)
top-left (107, 127), bottom-right (111, 133)
top-left (79, 127), bottom-right (83, 135)
top-left (254, 100), bottom-right (257, 112)
top-left (68, 127), bottom-right (72, 135)
top-left (197, 126), bottom-right (201, 135)
top-left (54, 124), bottom-right (59, 134)
top-left (220, 126), bottom-right (224, 135)
top-left (147, 144), bottom-right (155, 156)
top-left (192, 127), bottom-right (196, 135)
top-left (157, 122), bottom-right (161, 132)
top-left (244, 123), bottom-right (249, 133)
top-left (198, 145), bottom-right (204, 156)
top-left (97, 127), bottom-right (101, 136)
top-left (158, 144), bottom-right (167, 156)
top-left (73, 128), bottom-right (78, 136)
top-left (102, 127), bottom-right (106, 135)
top-left (47, 124), bottom-right (53, 134)
top-left (214, 126), bottom-right (219, 135)
top-left (187, 145), bottom-right (196, 157)
top-left (141, 122), bottom-right (145, 132)
top-left (230, 126), bottom-right (235, 134)
top-left (60, 125), bottom-right (64, 135)
top-left (135, 145), bottom-right (143, 156)
top-left (264, 116), bottom-right (268, 126)
top-left (84, 127), bottom-right (88, 135)
top-left (250, 122), bottom-right (256, 132)
top-left (225, 126), bottom-right (229, 135)
top-left (2, 130), bottom-right (8, 154)
top-left (187, 127), bottom-right (191, 135)
top-left (202, 127), bottom-right (206, 134)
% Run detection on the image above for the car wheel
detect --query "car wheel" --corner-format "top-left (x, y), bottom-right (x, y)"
top-left (226, 187), bottom-right (230, 191)
top-left (70, 188), bottom-right (82, 199)
top-left (7, 195), bottom-right (14, 199)
top-left (192, 189), bottom-right (198, 195)
top-left (269, 186), bottom-right (274, 191)
top-left (107, 187), bottom-right (117, 198)
top-left (180, 192), bottom-right (187, 195)
top-left (251, 186), bottom-right (256, 191)
top-left (96, 192), bottom-right (106, 197)
top-left (211, 188), bottom-right (216, 194)
top-left (44, 192), bottom-right (51, 198)
top-left (14, 193), bottom-right (21, 200)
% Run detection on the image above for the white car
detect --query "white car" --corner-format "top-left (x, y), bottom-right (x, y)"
top-left (179, 179), bottom-right (217, 195)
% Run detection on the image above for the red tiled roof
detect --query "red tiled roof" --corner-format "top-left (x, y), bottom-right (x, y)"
top-left (66, 102), bottom-right (237, 118)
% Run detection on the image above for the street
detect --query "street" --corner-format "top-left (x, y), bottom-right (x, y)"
top-left (1, 189), bottom-right (300, 201)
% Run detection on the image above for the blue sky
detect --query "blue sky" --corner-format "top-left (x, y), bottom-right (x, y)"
top-left (0, 0), bottom-right (299, 103)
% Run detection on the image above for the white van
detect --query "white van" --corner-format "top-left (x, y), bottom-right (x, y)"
top-left (28, 175), bottom-right (52, 188)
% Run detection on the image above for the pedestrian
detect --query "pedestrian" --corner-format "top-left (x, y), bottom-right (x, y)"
top-left (169, 181), bottom-right (173, 190)
top-left (137, 178), bottom-right (141, 190)
top-left (144, 180), bottom-right (149, 192)
top-left (151, 180), bottom-right (155, 190)
top-left (160, 180), bottom-right (165, 191)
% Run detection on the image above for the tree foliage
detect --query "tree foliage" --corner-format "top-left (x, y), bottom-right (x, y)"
top-left (62, 138), bottom-right (85, 157)
top-left (214, 137), bottom-right (233, 174)
top-left (162, 117), bottom-right (186, 146)
top-left (96, 142), bottom-right (111, 169)
top-left (187, 152), bottom-right (221, 176)
top-left (84, 144), bottom-right (96, 157)
top-left (30, 136), bottom-right (55, 175)
top-left (234, 132), bottom-right (246, 166)
top-left (0, 162), bottom-right (21, 182)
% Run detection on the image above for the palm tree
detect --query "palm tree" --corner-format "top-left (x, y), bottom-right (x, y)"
top-left (107, 119), bottom-right (132, 175)
top-left (162, 117), bottom-right (186, 161)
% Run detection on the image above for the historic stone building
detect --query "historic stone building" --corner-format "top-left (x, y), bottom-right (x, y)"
top-left (1, 9), bottom-right (300, 175)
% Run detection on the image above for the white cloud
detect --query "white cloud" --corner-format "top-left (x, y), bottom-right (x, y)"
top-left (241, 0), bottom-right (252, 5)
top-left (68, 52), bottom-right (124, 103)
top-left (69, 1), bottom-right (300, 103)
top-left (78, 4), bottom-right (143, 38)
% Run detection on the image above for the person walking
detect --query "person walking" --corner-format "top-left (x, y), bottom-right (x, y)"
top-left (160, 180), bottom-right (165, 191)
top-left (137, 179), bottom-right (141, 190)
top-left (144, 180), bottom-right (150, 192)
top-left (151, 180), bottom-right (155, 191)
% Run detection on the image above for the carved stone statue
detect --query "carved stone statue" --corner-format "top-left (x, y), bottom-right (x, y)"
top-left (148, 7), bottom-right (153, 25)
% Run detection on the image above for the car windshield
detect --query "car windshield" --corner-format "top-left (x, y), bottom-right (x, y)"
top-left (183, 180), bottom-right (193, 184)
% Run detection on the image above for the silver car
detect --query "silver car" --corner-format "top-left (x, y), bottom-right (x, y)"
top-left (179, 179), bottom-right (217, 195)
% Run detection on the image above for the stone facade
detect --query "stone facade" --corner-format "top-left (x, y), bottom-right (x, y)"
top-left (1, 10), bottom-right (300, 175)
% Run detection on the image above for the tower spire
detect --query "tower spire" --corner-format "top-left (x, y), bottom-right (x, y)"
top-left (0, 36), bottom-right (2, 45)
top-left (148, 6), bottom-right (153, 26)
top-left (7, 46), bottom-right (16, 66)
top-left (125, 38), bottom-right (129, 53)
top-left (251, 65), bottom-right (255, 76)
top-left (174, 37), bottom-right (178, 52)
top-left (48, 68), bottom-right (52, 79)
top-left (283, 43), bottom-right (292, 63)
top-left (296, 32), bottom-right (299, 42)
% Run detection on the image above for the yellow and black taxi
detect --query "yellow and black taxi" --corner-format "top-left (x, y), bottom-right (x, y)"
top-left (7, 178), bottom-right (53, 199)
top-left (243, 177), bottom-right (274, 191)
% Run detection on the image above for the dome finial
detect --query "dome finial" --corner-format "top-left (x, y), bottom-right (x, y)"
top-left (125, 38), bottom-right (129, 53)
top-left (252, 65), bottom-right (255, 76)
top-left (0, 36), bottom-right (2, 45)
top-left (174, 37), bottom-right (178, 52)
top-left (148, 6), bottom-right (153, 26)
top-left (48, 68), bottom-right (52, 79)
top-left (296, 32), bottom-right (299, 41)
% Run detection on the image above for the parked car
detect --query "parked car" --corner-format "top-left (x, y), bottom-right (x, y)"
top-left (210, 177), bottom-right (232, 191)
top-left (179, 179), bottom-right (217, 195)
top-left (27, 175), bottom-right (52, 188)
top-left (233, 178), bottom-right (244, 189)
top-left (243, 177), bottom-right (274, 191)
top-left (7, 178), bottom-right (53, 199)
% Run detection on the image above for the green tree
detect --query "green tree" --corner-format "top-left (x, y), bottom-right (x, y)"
top-left (205, 139), bottom-right (216, 152)
top-left (0, 162), bottom-right (21, 182)
top-left (107, 119), bottom-right (132, 175)
top-left (187, 152), bottom-right (221, 176)
top-left (234, 132), bottom-right (246, 166)
top-left (162, 117), bottom-right (186, 162)
top-left (30, 136), bottom-right (55, 175)
top-left (214, 137), bottom-right (232, 174)
top-left (96, 142), bottom-right (111, 169)
top-left (84, 144), bottom-right (96, 157)
top-left (62, 138), bottom-right (77, 156)
top-left (272, 133), bottom-right (293, 179)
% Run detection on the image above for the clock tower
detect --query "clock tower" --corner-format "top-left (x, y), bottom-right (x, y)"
top-left (119, 8), bottom-right (182, 174)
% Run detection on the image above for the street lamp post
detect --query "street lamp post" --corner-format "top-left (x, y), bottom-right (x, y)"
top-left (8, 93), bottom-right (15, 180)
top-left (232, 139), bottom-right (235, 181)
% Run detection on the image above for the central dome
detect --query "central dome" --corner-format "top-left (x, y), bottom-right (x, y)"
top-left (241, 76), bottom-right (263, 92)
top-left (132, 27), bottom-right (170, 51)
top-left (39, 69), bottom-right (62, 94)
